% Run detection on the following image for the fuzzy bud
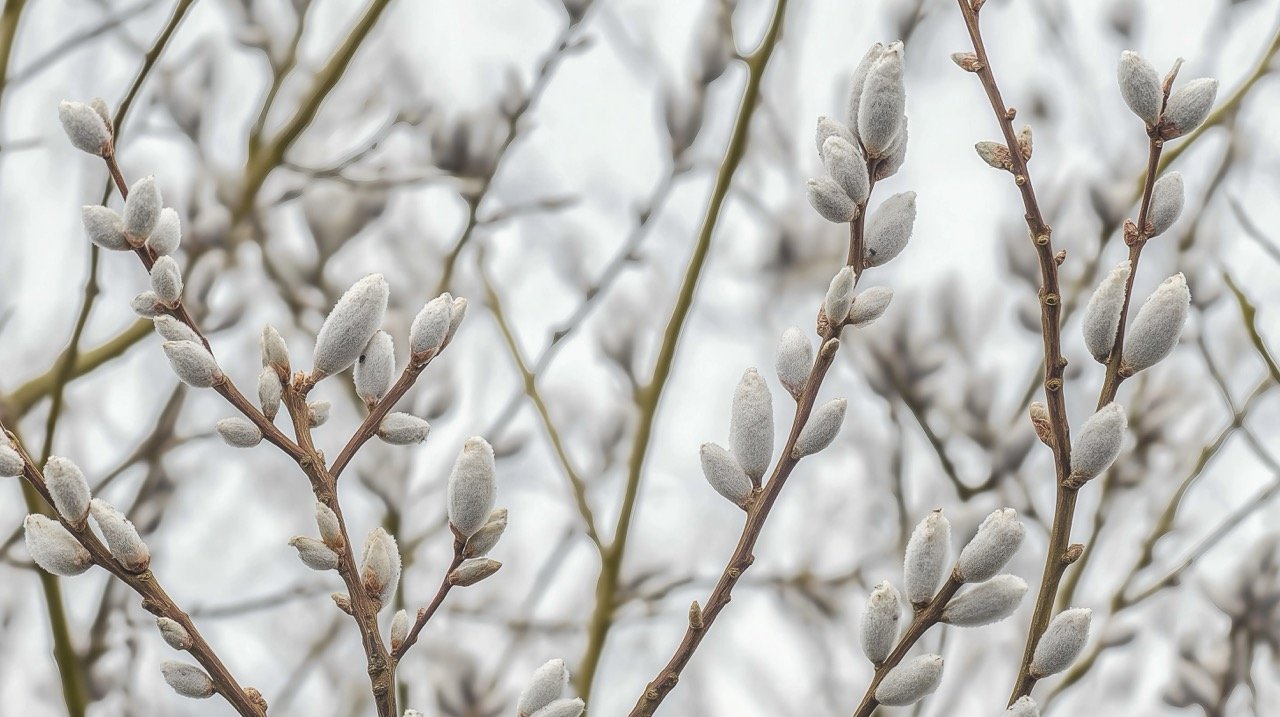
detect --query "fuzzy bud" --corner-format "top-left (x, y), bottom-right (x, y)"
top-left (0, 445), bottom-right (24, 477)
top-left (162, 341), bottom-right (221, 388)
top-left (699, 442), bottom-right (753, 507)
top-left (530, 699), bottom-right (585, 717)
top-left (154, 316), bottom-right (199, 344)
top-left (941, 574), bottom-right (1027, 626)
top-left (123, 176), bottom-right (162, 242)
top-left (45, 456), bottom-right (90, 523)
top-left (1147, 172), bottom-right (1184, 238)
top-left (845, 43), bottom-right (886, 132)
top-left (791, 398), bottom-right (847, 458)
top-left (156, 617), bottom-right (193, 650)
top-left (1031, 608), bottom-right (1092, 677)
top-left (148, 207), bottom-right (182, 255)
top-left (1117, 51), bottom-right (1162, 126)
top-left (448, 437), bottom-right (497, 538)
top-left (308, 400), bottom-right (330, 428)
top-left (355, 330), bottom-right (396, 404)
top-left (775, 327), bottom-right (813, 399)
top-left (876, 117), bottom-right (909, 180)
top-left (904, 510), bottom-right (951, 605)
top-left (1016, 125), bottom-right (1033, 160)
top-left (24, 514), bottom-right (92, 576)
top-left (1029, 401), bottom-right (1054, 447)
top-left (150, 256), bottom-right (183, 305)
top-left (360, 527), bottom-right (401, 606)
top-left (816, 115), bottom-right (856, 159)
top-left (315, 501), bottom-right (342, 548)
top-left (389, 609), bottom-right (409, 651)
top-left (216, 417), bottom-right (262, 448)
top-left (848, 287), bottom-right (893, 327)
top-left (860, 581), bottom-right (901, 664)
top-left (449, 557), bottom-right (502, 586)
top-left (1007, 696), bottom-right (1040, 716)
top-left (822, 136), bottom-right (870, 205)
top-left (729, 368), bottom-right (773, 483)
top-left (857, 42), bottom-right (906, 158)
top-left (1122, 273), bottom-right (1190, 374)
top-left (81, 206), bottom-right (128, 250)
top-left (377, 412), bottom-right (431, 445)
top-left (463, 508), bottom-right (508, 558)
top-left (410, 294), bottom-right (452, 356)
top-left (518, 659), bottom-right (570, 717)
top-left (875, 654), bottom-right (943, 706)
top-left (261, 325), bottom-right (289, 371)
top-left (89, 499), bottom-right (150, 572)
top-left (807, 177), bottom-right (858, 223)
top-left (160, 661), bottom-right (214, 699)
top-left (447, 296), bottom-right (468, 342)
top-left (257, 367), bottom-right (282, 420)
top-left (975, 141), bottom-right (1013, 171)
top-left (824, 267), bottom-right (856, 330)
top-left (290, 536), bottom-right (339, 571)
top-left (330, 592), bottom-right (352, 614)
top-left (1068, 403), bottom-right (1127, 485)
top-left (131, 292), bottom-right (163, 318)
top-left (1160, 78), bottom-right (1218, 140)
top-left (312, 274), bottom-right (389, 378)
top-left (956, 508), bottom-right (1025, 582)
top-left (58, 100), bottom-right (111, 155)
top-left (1081, 261), bottom-right (1131, 363)
top-left (864, 191), bottom-right (915, 267)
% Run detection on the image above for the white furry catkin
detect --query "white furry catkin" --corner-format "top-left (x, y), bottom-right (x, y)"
top-left (875, 654), bottom-right (943, 707)
top-left (58, 100), bottom-right (111, 154)
top-left (290, 536), bottom-right (339, 571)
top-left (1031, 608), bottom-right (1092, 678)
top-left (864, 191), bottom-right (915, 267)
top-left (857, 42), bottom-right (906, 158)
top-left (1081, 261), bottom-right (1131, 363)
top-left (123, 176), bottom-right (162, 242)
top-left (860, 581), bottom-right (901, 664)
top-left (940, 574), bottom-right (1027, 626)
top-left (956, 508), bottom-right (1026, 582)
top-left (807, 177), bottom-right (858, 223)
top-left (449, 557), bottom-right (502, 586)
top-left (0, 445), bottom-right (24, 476)
top-left (261, 325), bottom-right (289, 371)
top-left (464, 509), bottom-right (508, 558)
top-left (156, 617), bottom-right (193, 650)
top-left (377, 412), bottom-right (431, 445)
top-left (1117, 51), bottom-right (1162, 126)
top-left (822, 136), bottom-right (870, 205)
top-left (257, 367), bottom-right (282, 420)
top-left (1122, 273), bottom-right (1190, 374)
top-left (131, 292), bottom-right (162, 318)
top-left (904, 510), bottom-right (951, 605)
top-left (518, 658), bottom-right (570, 717)
top-left (90, 499), bottom-right (150, 572)
top-left (389, 609), bottom-right (409, 651)
top-left (845, 43), bottom-right (886, 133)
top-left (700, 443), bottom-right (754, 507)
top-left (82, 205), bottom-right (128, 250)
top-left (447, 296), bottom-right (469, 338)
top-left (154, 316), bottom-right (199, 344)
top-left (150, 256), bottom-right (183, 305)
top-left (729, 368), bottom-right (773, 483)
top-left (848, 287), bottom-right (893, 327)
top-left (148, 207), bottom-right (182, 255)
top-left (314, 501), bottom-right (342, 548)
top-left (448, 437), bottom-right (497, 537)
top-left (1160, 78), bottom-right (1218, 139)
top-left (24, 514), bottom-right (92, 576)
top-left (1007, 696), bottom-right (1040, 716)
top-left (312, 274), bottom-right (389, 378)
top-left (530, 699), bottom-right (585, 717)
top-left (160, 661), bottom-right (214, 698)
top-left (816, 115), bottom-right (856, 158)
top-left (404, 711), bottom-right (424, 717)
top-left (355, 330), bottom-right (396, 404)
top-left (308, 400), bottom-right (330, 427)
top-left (791, 398), bottom-right (847, 458)
top-left (360, 527), bottom-right (401, 606)
top-left (410, 293), bottom-right (452, 356)
top-left (877, 116), bottom-right (908, 181)
top-left (1069, 403), bottom-right (1127, 484)
top-left (1147, 172), bottom-right (1184, 238)
top-left (44, 456), bottom-right (90, 523)
top-left (216, 417), bottom-right (262, 448)
top-left (162, 341), bottom-right (222, 388)
top-left (775, 327), bottom-right (813, 399)
top-left (825, 267), bottom-right (856, 328)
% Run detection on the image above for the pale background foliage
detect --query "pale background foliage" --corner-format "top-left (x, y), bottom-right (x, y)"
top-left (2, 0), bottom-right (1280, 715)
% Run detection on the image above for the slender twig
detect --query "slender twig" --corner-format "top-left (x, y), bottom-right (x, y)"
top-left (390, 540), bottom-right (464, 660)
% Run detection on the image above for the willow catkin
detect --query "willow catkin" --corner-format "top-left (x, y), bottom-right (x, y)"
top-left (215, 417), bottom-right (262, 448)
top-left (729, 368), bottom-right (774, 483)
top-left (1160, 78), bottom-right (1218, 139)
top-left (699, 443), bottom-right (753, 507)
top-left (162, 341), bottom-right (222, 388)
top-left (904, 510), bottom-right (951, 605)
top-left (154, 316), bottom-right (199, 344)
top-left (89, 499), bottom-right (150, 572)
top-left (360, 527), bottom-right (401, 606)
top-left (463, 508), bottom-right (508, 558)
top-left (848, 287), bottom-right (893, 327)
top-left (389, 609), bottom-right (409, 651)
top-left (1069, 403), bottom-right (1127, 484)
top-left (876, 116), bottom-right (908, 180)
top-left (354, 330), bottom-right (396, 404)
top-left (956, 508), bottom-right (1025, 583)
top-left (261, 325), bottom-right (290, 371)
top-left (1081, 261), bottom-right (1131, 363)
top-left (791, 398), bottom-right (847, 458)
top-left (123, 176), bottom-right (162, 242)
top-left (156, 617), bottom-right (193, 651)
top-left (821, 136), bottom-right (870, 205)
top-left (24, 514), bottom-right (93, 576)
top-left (160, 661), bottom-right (214, 699)
top-left (1030, 608), bottom-right (1092, 677)
top-left (148, 207), bottom-right (182, 255)
top-left (1117, 51), bottom-right (1162, 126)
top-left (448, 437), bottom-right (497, 537)
top-left (312, 274), bottom-right (389, 378)
top-left (857, 41), bottom-right (906, 158)
top-left (58, 100), bottom-right (111, 155)
top-left (44, 456), bottom-right (91, 523)
top-left (940, 574), bottom-right (1027, 627)
top-left (82, 205), bottom-right (128, 250)
top-left (150, 256), bottom-right (183, 305)
top-left (816, 115), bottom-right (856, 159)
top-left (845, 43), bottom-right (886, 133)
top-left (807, 177), bottom-right (858, 223)
top-left (257, 366), bottom-right (282, 420)
top-left (864, 191), bottom-right (915, 267)
top-left (860, 581), bottom-right (901, 664)
top-left (0, 445), bottom-right (24, 477)
top-left (410, 293), bottom-right (452, 356)
top-left (377, 412), bottom-right (431, 444)
top-left (289, 536), bottom-right (339, 571)
top-left (314, 501), bottom-right (342, 549)
top-left (518, 658), bottom-right (570, 717)
top-left (875, 654), bottom-right (944, 706)
top-left (775, 327), bottom-right (813, 398)
top-left (448, 557), bottom-right (502, 586)
top-left (1006, 696), bottom-right (1040, 716)
top-left (1147, 172), bottom-right (1184, 238)
top-left (530, 699), bottom-right (585, 717)
top-left (1121, 273), bottom-right (1190, 374)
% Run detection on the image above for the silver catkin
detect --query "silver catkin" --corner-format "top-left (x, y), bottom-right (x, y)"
top-left (845, 43), bottom-right (886, 133)
top-left (45, 456), bottom-right (91, 523)
top-left (463, 508), bottom-right (508, 558)
top-left (123, 176), bottom-right (162, 241)
top-left (956, 508), bottom-right (1025, 583)
top-left (360, 527), bottom-right (401, 606)
top-left (355, 330), bottom-right (396, 404)
top-left (822, 136), bottom-right (870, 205)
top-left (257, 366), bottom-right (282, 420)
top-left (1160, 78), bottom-right (1218, 139)
top-left (1069, 403), bottom-right (1127, 484)
top-left (807, 177), bottom-right (858, 223)
top-left (449, 557), bottom-right (502, 586)
top-left (24, 514), bottom-right (93, 576)
top-left (848, 287), bottom-right (893, 327)
top-left (290, 536), bottom-right (339, 571)
top-left (148, 207), bottom-right (182, 255)
top-left (824, 267), bottom-right (856, 328)
top-left (857, 42), bottom-right (906, 158)
top-left (1117, 51), bottom-right (1162, 126)
top-left (860, 581), bottom-right (901, 664)
top-left (156, 617), bottom-right (193, 650)
top-left (1081, 261), bottom-right (1131, 363)
top-left (410, 293), bottom-right (452, 356)
top-left (874, 654), bottom-right (944, 707)
top-left (791, 398), bottom-right (847, 458)
top-left (775, 327), bottom-right (813, 398)
top-left (1030, 608), bottom-right (1092, 678)
top-left (312, 274), bottom-right (389, 378)
top-left (1007, 697), bottom-right (1040, 716)
top-left (160, 661), bottom-right (214, 699)
top-left (1147, 171), bottom-right (1184, 238)
top-left (89, 498), bottom-right (150, 572)
top-left (530, 699), bottom-right (585, 717)
top-left (904, 510), bottom-right (951, 605)
top-left (940, 574), bottom-right (1027, 626)
top-left (816, 115), bottom-right (857, 159)
top-left (448, 437), bottom-right (497, 538)
top-left (162, 341), bottom-right (222, 388)
top-left (518, 658), bottom-right (570, 717)
top-left (154, 316), bottom-right (200, 344)
top-left (864, 191), bottom-right (915, 267)
top-left (0, 445), bottom-right (24, 477)
top-left (58, 100), bottom-right (111, 155)
top-left (377, 412), bottom-right (431, 445)
top-left (1121, 273), bottom-right (1190, 374)
top-left (315, 501), bottom-right (343, 548)
top-left (150, 256), bottom-right (183, 305)
top-left (729, 368), bottom-right (774, 483)
top-left (699, 442), bottom-right (754, 507)
top-left (215, 417), bottom-right (262, 448)
top-left (81, 205), bottom-right (129, 250)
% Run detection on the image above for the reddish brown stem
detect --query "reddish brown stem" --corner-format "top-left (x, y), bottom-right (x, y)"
top-left (391, 540), bottom-right (465, 660)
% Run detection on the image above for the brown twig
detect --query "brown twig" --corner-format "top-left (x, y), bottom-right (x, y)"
top-left (390, 540), bottom-right (465, 660)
